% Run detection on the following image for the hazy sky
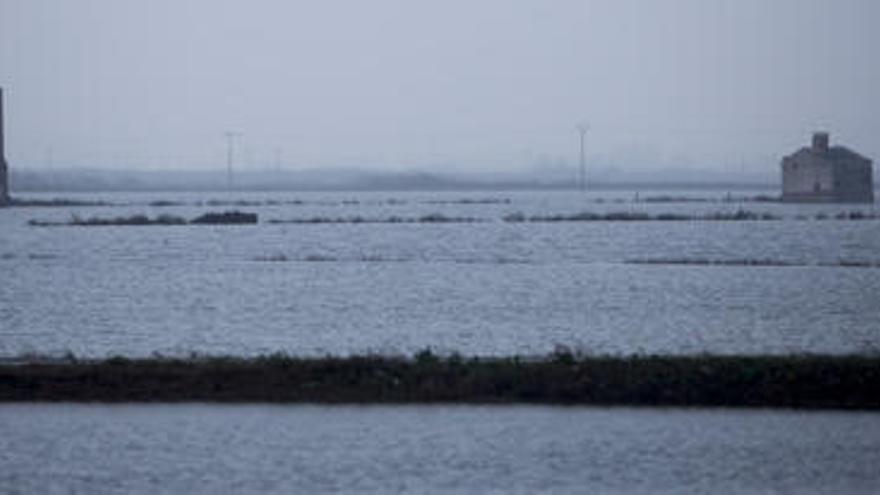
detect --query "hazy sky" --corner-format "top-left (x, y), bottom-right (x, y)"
top-left (1, 0), bottom-right (878, 175)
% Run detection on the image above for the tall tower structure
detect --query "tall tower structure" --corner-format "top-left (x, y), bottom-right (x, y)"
top-left (0, 87), bottom-right (9, 205)
top-left (575, 123), bottom-right (589, 192)
top-left (224, 131), bottom-right (241, 191)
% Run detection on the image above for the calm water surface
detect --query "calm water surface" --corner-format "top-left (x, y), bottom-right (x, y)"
top-left (1, 404), bottom-right (878, 494)
top-left (2, 190), bottom-right (879, 357)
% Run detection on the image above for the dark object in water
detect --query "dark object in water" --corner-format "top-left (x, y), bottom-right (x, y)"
top-left (190, 211), bottom-right (258, 225)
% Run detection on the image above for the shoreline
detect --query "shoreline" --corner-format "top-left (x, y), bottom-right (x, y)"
top-left (1, 352), bottom-right (878, 409)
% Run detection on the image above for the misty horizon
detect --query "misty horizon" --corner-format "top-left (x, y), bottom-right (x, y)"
top-left (2, 0), bottom-right (879, 179)
top-left (10, 163), bottom-right (783, 193)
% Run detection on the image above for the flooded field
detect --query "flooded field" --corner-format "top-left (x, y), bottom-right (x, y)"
top-left (2, 190), bottom-right (879, 358)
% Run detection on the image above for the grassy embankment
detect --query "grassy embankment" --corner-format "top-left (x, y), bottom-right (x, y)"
top-left (1, 351), bottom-right (878, 409)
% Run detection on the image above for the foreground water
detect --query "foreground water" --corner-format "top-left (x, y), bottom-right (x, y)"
top-left (2, 189), bottom-right (879, 357)
top-left (1, 404), bottom-right (878, 494)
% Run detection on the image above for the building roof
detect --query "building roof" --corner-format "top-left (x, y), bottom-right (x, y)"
top-left (826, 145), bottom-right (870, 162)
top-left (786, 145), bottom-right (871, 164)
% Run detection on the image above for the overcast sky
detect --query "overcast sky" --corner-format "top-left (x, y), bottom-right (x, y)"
top-left (1, 0), bottom-right (878, 176)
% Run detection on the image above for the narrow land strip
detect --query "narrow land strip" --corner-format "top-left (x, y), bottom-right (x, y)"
top-left (1, 352), bottom-right (877, 409)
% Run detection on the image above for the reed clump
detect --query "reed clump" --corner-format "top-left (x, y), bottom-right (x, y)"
top-left (190, 211), bottom-right (258, 224)
top-left (28, 210), bottom-right (258, 227)
top-left (268, 214), bottom-right (484, 224)
top-left (29, 214), bottom-right (186, 227)
top-left (503, 210), bottom-right (782, 223)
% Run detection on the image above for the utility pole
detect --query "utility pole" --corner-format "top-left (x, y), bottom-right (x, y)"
top-left (576, 123), bottom-right (589, 192)
top-left (273, 148), bottom-right (282, 173)
top-left (0, 87), bottom-right (9, 205)
top-left (224, 131), bottom-right (242, 191)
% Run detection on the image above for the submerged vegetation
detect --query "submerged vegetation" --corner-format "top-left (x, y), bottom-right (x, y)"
top-left (627, 258), bottom-right (880, 268)
top-left (6, 198), bottom-right (114, 207)
top-left (627, 258), bottom-right (799, 267)
top-left (635, 194), bottom-right (781, 203)
top-left (28, 211), bottom-right (258, 227)
top-left (23, 203), bottom-right (880, 227)
top-left (1, 351), bottom-right (878, 409)
top-left (190, 211), bottom-right (258, 224)
top-left (503, 210), bottom-right (782, 222)
top-left (268, 214), bottom-right (485, 224)
top-left (503, 209), bottom-right (880, 223)
top-left (29, 214), bottom-right (187, 227)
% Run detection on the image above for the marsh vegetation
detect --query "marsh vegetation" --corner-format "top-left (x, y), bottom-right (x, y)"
top-left (28, 210), bottom-right (258, 226)
top-left (2, 351), bottom-right (877, 409)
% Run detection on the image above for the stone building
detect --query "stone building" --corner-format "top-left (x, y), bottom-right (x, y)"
top-left (0, 87), bottom-right (9, 205)
top-left (781, 132), bottom-right (874, 203)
